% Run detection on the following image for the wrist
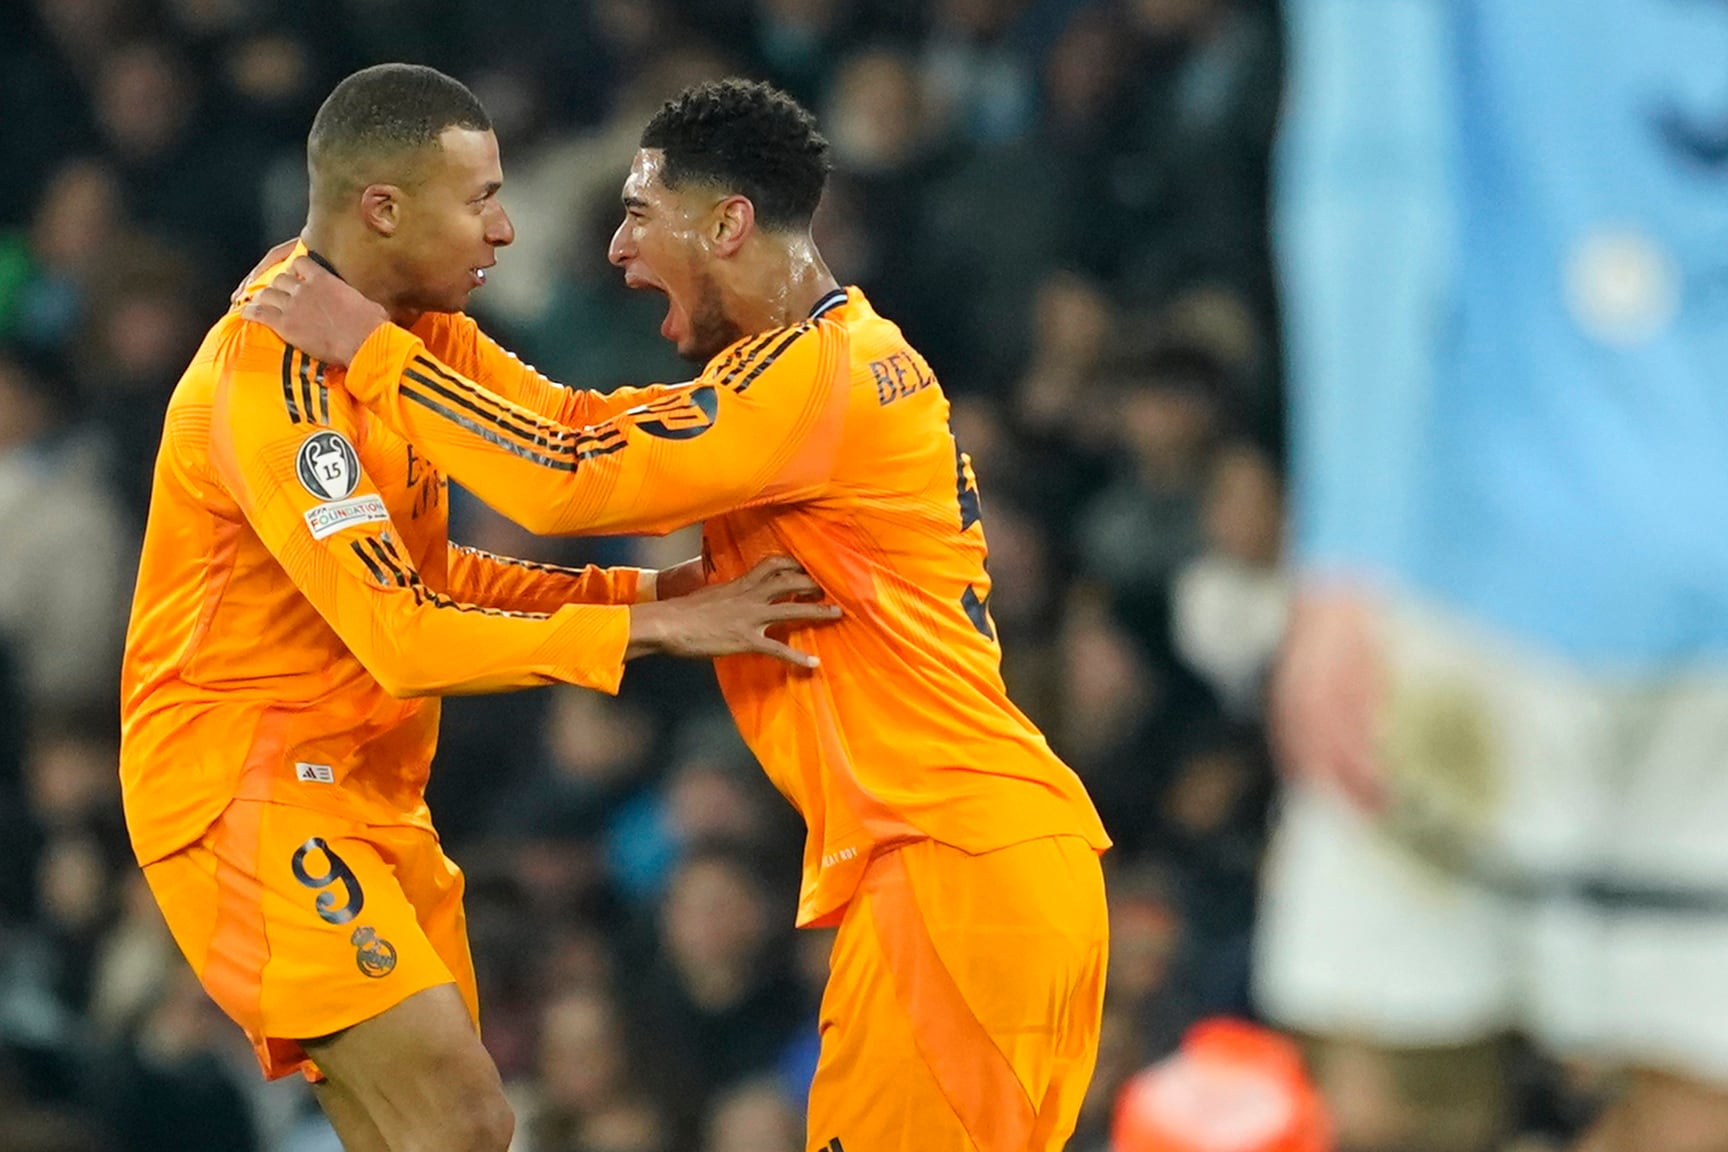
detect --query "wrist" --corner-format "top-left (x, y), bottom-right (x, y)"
top-left (625, 600), bottom-right (670, 660)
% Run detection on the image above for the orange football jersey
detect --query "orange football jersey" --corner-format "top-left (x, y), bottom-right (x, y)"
top-left (344, 287), bottom-right (1111, 925)
top-left (120, 247), bottom-right (645, 868)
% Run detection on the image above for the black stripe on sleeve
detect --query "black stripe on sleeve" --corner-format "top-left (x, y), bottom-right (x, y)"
top-left (376, 536), bottom-right (423, 588)
top-left (364, 538), bottom-right (411, 587)
top-left (716, 332), bottom-right (779, 391)
top-left (298, 352), bottom-right (316, 424)
top-left (350, 539), bottom-right (389, 584)
top-left (400, 380), bottom-right (578, 471)
top-left (281, 346), bottom-right (302, 424)
top-left (315, 361), bottom-right (330, 425)
top-left (410, 356), bottom-right (579, 447)
top-left (404, 364), bottom-right (586, 450)
top-left (385, 538), bottom-right (552, 618)
top-left (731, 325), bottom-right (810, 394)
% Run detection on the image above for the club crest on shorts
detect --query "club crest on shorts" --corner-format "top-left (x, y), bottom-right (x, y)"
top-left (350, 925), bottom-right (397, 978)
top-left (297, 430), bottom-right (360, 501)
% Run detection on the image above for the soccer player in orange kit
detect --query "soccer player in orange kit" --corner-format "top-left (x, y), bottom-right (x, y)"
top-left (246, 79), bottom-right (1112, 1151)
top-left (122, 66), bottom-right (839, 1152)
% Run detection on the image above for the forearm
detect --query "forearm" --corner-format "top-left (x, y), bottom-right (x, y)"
top-left (444, 544), bottom-right (652, 613)
top-left (343, 323), bottom-right (843, 537)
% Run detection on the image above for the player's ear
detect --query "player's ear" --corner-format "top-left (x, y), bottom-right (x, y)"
top-left (359, 184), bottom-right (403, 237)
top-left (711, 195), bottom-right (754, 257)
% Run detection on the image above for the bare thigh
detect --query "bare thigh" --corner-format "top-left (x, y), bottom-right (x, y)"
top-left (313, 1075), bottom-right (391, 1152)
top-left (303, 983), bottom-right (512, 1152)
top-left (1576, 1069), bottom-right (1728, 1152)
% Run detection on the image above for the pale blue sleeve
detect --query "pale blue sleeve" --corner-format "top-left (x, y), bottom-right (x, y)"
top-left (1280, 0), bottom-right (1458, 576)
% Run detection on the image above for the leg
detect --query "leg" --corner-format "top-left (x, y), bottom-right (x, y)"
top-left (303, 983), bottom-right (512, 1152)
top-left (1576, 1070), bottom-right (1728, 1152)
top-left (1300, 1034), bottom-right (1513, 1152)
top-left (1254, 785), bottom-right (1520, 1152)
top-left (312, 1074), bottom-right (392, 1152)
top-left (1551, 676), bottom-right (1728, 1152)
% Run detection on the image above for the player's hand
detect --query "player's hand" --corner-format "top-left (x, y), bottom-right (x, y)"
top-left (627, 556), bottom-right (839, 669)
top-left (230, 237), bottom-right (302, 305)
top-left (653, 556), bottom-right (708, 600)
top-left (1268, 579), bottom-right (1387, 811)
top-left (241, 256), bottom-right (389, 366)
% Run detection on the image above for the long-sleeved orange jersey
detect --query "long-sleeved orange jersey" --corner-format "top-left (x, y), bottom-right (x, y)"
top-left (120, 247), bottom-right (645, 868)
top-left (342, 286), bottom-right (1110, 926)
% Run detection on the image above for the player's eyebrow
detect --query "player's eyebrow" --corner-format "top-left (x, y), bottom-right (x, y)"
top-left (622, 194), bottom-right (650, 211)
top-left (477, 180), bottom-right (502, 198)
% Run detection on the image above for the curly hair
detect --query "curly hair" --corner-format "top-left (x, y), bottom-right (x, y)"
top-left (640, 79), bottom-right (831, 231)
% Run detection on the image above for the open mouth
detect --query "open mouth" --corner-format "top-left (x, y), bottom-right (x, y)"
top-left (625, 274), bottom-right (677, 339)
top-left (469, 265), bottom-right (492, 287)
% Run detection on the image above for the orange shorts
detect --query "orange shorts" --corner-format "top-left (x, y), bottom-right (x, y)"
top-left (141, 799), bottom-right (478, 1080)
top-left (807, 835), bottom-right (1109, 1152)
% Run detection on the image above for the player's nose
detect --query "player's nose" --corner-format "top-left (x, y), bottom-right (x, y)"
top-left (487, 203), bottom-right (516, 248)
top-left (607, 218), bottom-right (632, 267)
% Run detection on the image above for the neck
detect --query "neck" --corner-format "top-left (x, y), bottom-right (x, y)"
top-left (725, 232), bottom-right (841, 333)
top-left (302, 212), bottom-right (424, 328)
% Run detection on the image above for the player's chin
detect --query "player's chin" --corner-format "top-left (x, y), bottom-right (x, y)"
top-left (676, 336), bottom-right (725, 364)
top-left (435, 286), bottom-right (475, 314)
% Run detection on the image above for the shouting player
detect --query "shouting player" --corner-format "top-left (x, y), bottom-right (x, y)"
top-left (122, 66), bottom-right (837, 1152)
top-left (248, 79), bottom-right (1112, 1151)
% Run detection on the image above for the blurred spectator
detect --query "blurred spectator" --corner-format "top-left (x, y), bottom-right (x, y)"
top-left (0, 0), bottom-right (116, 225)
top-left (75, 239), bottom-right (207, 523)
top-left (0, 348), bottom-right (130, 714)
top-left (1153, 721), bottom-right (1273, 1014)
top-left (1171, 440), bottom-right (1287, 718)
top-left (93, 40), bottom-right (264, 271)
top-left (0, 159), bottom-right (127, 352)
top-left (488, 686), bottom-right (657, 843)
top-left (633, 844), bottom-right (808, 1117)
top-left (517, 988), bottom-right (673, 1152)
top-left (98, 966), bottom-right (259, 1152)
top-left (0, 641), bottom-right (36, 923)
top-left (1104, 863), bottom-right (1198, 1059)
top-left (921, 0), bottom-right (1046, 146)
top-left (818, 45), bottom-right (970, 372)
top-left (920, 3), bottom-right (1138, 387)
top-left (741, 0), bottom-right (854, 109)
top-left (702, 1077), bottom-right (802, 1152)
top-left (1077, 345), bottom-right (1230, 598)
top-left (1111, 0), bottom-right (1281, 311)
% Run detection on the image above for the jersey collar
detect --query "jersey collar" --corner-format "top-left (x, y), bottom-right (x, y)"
top-left (808, 287), bottom-right (849, 320)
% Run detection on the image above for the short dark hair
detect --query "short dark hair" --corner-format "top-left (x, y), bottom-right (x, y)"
top-left (307, 63), bottom-right (490, 200)
top-left (640, 79), bottom-right (831, 230)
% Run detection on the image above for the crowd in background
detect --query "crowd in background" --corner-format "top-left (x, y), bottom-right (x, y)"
top-left (0, 0), bottom-right (1293, 1148)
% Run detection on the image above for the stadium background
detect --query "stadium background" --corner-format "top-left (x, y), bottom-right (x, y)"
top-left (0, 0), bottom-right (1569, 1149)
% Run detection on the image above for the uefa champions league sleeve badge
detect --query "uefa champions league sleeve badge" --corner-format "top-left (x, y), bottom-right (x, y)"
top-left (297, 430), bottom-right (362, 501)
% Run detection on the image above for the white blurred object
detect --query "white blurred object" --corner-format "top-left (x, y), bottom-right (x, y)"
top-left (1172, 554), bottom-right (1288, 718)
